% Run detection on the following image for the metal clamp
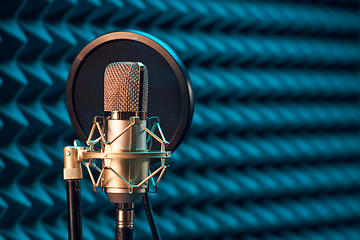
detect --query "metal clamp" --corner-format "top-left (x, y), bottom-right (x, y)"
top-left (63, 141), bottom-right (84, 180)
top-left (79, 116), bottom-right (171, 194)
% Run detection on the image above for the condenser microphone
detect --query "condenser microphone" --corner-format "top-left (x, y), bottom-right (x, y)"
top-left (103, 62), bottom-right (149, 204)
top-left (104, 62), bottom-right (149, 240)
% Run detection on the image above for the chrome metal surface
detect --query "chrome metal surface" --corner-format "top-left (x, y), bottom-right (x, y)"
top-left (116, 203), bottom-right (134, 228)
top-left (104, 111), bottom-right (147, 120)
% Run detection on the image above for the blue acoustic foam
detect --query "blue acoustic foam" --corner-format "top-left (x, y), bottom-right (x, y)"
top-left (1, 0), bottom-right (360, 239)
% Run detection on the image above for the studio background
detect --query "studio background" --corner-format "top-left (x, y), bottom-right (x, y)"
top-left (1, 0), bottom-right (360, 239)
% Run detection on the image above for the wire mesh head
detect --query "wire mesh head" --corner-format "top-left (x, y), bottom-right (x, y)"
top-left (104, 62), bottom-right (148, 112)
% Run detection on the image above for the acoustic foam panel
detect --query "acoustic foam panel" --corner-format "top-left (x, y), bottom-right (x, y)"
top-left (0, 0), bottom-right (360, 239)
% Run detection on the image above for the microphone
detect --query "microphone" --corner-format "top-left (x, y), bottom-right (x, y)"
top-left (103, 62), bottom-right (149, 204)
top-left (64, 61), bottom-right (171, 240)
top-left (103, 62), bottom-right (149, 239)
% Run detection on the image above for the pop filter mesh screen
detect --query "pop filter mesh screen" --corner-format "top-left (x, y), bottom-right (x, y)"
top-left (70, 39), bottom-right (183, 152)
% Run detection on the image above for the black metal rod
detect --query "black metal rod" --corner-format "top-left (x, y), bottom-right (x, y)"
top-left (66, 180), bottom-right (82, 240)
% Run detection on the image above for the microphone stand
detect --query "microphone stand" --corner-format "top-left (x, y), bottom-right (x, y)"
top-left (64, 143), bottom-right (83, 240)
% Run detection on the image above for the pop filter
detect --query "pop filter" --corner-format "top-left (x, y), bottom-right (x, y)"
top-left (66, 31), bottom-right (194, 159)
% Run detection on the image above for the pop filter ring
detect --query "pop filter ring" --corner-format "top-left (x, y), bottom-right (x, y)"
top-left (66, 31), bottom-right (194, 164)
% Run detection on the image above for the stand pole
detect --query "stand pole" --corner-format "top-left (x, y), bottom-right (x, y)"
top-left (66, 180), bottom-right (82, 240)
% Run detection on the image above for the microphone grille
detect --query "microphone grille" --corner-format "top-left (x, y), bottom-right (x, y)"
top-left (104, 62), bottom-right (148, 112)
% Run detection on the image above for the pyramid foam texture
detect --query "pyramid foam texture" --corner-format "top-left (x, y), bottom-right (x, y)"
top-left (1, 0), bottom-right (360, 239)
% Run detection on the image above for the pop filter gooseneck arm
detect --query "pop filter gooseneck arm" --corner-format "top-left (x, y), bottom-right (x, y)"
top-left (64, 31), bottom-right (194, 240)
